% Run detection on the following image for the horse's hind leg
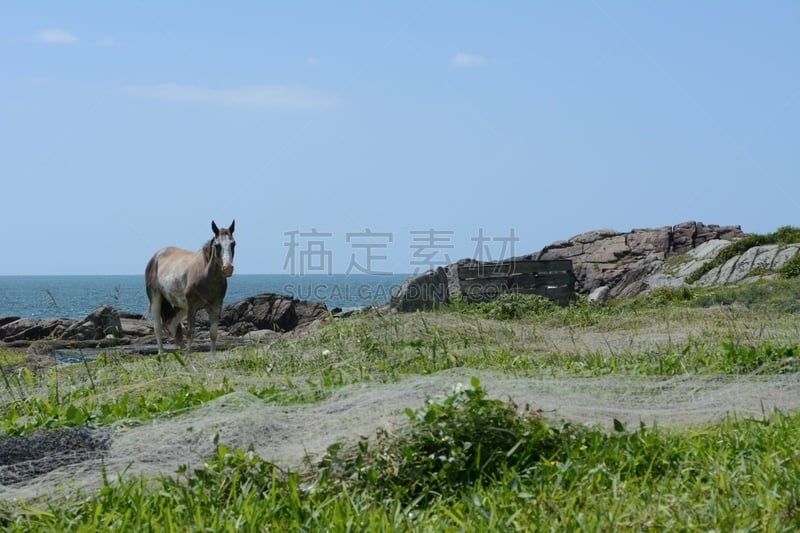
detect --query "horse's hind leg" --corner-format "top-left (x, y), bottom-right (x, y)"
top-left (174, 322), bottom-right (185, 350)
top-left (150, 294), bottom-right (164, 353)
top-left (185, 307), bottom-right (196, 353)
top-left (169, 307), bottom-right (188, 350)
top-left (168, 312), bottom-right (186, 350)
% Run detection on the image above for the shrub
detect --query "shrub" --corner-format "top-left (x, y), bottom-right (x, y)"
top-left (686, 226), bottom-right (800, 284)
top-left (644, 285), bottom-right (694, 305)
top-left (779, 253), bottom-right (800, 279)
top-left (459, 293), bottom-right (557, 320)
top-left (316, 377), bottom-right (560, 505)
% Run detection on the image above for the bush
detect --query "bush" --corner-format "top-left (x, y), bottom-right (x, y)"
top-left (687, 226), bottom-right (800, 284)
top-left (316, 377), bottom-right (560, 505)
top-left (460, 293), bottom-right (557, 320)
top-left (779, 253), bottom-right (800, 279)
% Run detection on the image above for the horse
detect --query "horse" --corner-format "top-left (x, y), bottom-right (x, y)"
top-left (145, 220), bottom-right (236, 355)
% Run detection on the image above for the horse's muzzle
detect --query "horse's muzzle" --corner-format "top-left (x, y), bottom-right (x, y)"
top-left (222, 264), bottom-right (234, 277)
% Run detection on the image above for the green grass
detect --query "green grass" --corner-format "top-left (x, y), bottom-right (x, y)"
top-left (3, 277), bottom-right (800, 530)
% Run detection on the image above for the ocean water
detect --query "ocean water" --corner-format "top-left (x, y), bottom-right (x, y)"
top-left (0, 274), bottom-right (410, 320)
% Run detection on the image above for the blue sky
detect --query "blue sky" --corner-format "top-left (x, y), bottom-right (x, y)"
top-left (2, 2), bottom-right (798, 275)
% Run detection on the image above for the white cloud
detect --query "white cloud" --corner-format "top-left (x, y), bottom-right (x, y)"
top-left (128, 83), bottom-right (340, 109)
top-left (451, 52), bottom-right (487, 68)
top-left (36, 28), bottom-right (78, 45)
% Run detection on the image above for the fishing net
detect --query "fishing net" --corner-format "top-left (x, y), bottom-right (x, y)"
top-left (3, 369), bottom-right (800, 501)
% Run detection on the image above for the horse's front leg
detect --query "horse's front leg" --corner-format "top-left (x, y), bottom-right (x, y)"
top-left (208, 305), bottom-right (222, 356)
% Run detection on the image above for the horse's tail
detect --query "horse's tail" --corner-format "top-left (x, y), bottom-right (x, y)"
top-left (144, 255), bottom-right (158, 317)
top-left (145, 254), bottom-right (181, 331)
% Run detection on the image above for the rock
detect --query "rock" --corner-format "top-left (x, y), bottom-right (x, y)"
top-left (0, 318), bottom-right (75, 343)
top-left (671, 221), bottom-right (698, 253)
top-left (587, 286), bottom-right (610, 304)
top-left (213, 293), bottom-right (329, 335)
top-left (243, 329), bottom-right (281, 342)
top-left (219, 294), bottom-right (296, 335)
top-left (62, 305), bottom-right (122, 341)
top-left (609, 254), bottom-right (666, 299)
top-left (646, 273), bottom-right (686, 291)
top-left (120, 317), bottom-right (152, 337)
top-left (581, 234), bottom-right (630, 264)
top-left (0, 316), bottom-right (20, 328)
top-left (673, 239), bottom-right (733, 279)
top-left (390, 267), bottom-right (450, 312)
top-left (27, 340), bottom-right (55, 357)
top-left (626, 227), bottom-right (671, 257)
top-left (293, 299), bottom-right (329, 332)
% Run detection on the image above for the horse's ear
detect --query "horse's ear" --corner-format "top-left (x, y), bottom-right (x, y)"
top-left (212, 221), bottom-right (220, 236)
top-left (229, 220), bottom-right (235, 234)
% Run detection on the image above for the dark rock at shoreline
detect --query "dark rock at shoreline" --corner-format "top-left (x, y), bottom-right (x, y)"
top-left (0, 317), bottom-right (77, 343)
top-left (390, 266), bottom-right (451, 312)
top-left (293, 298), bottom-right (329, 332)
top-left (1, 293), bottom-right (329, 350)
top-left (0, 316), bottom-right (20, 328)
top-left (62, 305), bottom-right (123, 341)
top-left (203, 292), bottom-right (328, 335)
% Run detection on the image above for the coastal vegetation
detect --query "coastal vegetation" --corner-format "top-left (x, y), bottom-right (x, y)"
top-left (685, 225), bottom-right (800, 284)
top-left (2, 276), bottom-right (800, 530)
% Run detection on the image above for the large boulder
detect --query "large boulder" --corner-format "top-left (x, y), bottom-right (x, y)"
top-left (389, 266), bottom-right (451, 312)
top-left (213, 293), bottom-right (329, 336)
top-left (293, 299), bottom-right (329, 332)
top-left (62, 305), bottom-right (123, 341)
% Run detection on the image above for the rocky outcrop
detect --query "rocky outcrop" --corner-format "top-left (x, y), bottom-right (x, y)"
top-left (389, 221), bottom-right (776, 311)
top-left (528, 221), bottom-right (744, 294)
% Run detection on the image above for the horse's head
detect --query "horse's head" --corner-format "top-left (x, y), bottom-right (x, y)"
top-left (211, 220), bottom-right (236, 277)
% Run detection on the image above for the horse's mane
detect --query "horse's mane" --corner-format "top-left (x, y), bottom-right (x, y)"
top-left (201, 239), bottom-right (216, 264)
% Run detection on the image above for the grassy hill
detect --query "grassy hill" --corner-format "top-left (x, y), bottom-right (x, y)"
top-left (3, 270), bottom-right (800, 530)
